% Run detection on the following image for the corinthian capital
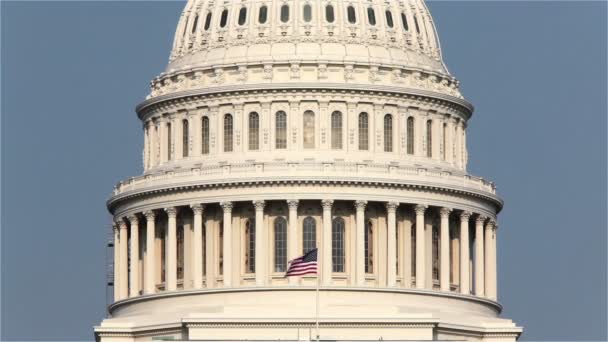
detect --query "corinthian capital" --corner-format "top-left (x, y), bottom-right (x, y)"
top-left (439, 207), bottom-right (452, 219)
top-left (127, 215), bottom-right (139, 225)
top-left (165, 207), bottom-right (178, 218)
top-left (117, 219), bottom-right (128, 230)
top-left (476, 215), bottom-right (487, 225)
top-left (321, 199), bottom-right (334, 211)
top-left (253, 200), bottom-right (265, 211)
top-left (287, 199), bottom-right (299, 211)
top-left (385, 201), bottom-right (399, 213)
top-left (414, 204), bottom-right (427, 216)
top-left (220, 201), bottom-right (233, 213)
top-left (144, 210), bottom-right (156, 221)
top-left (354, 200), bottom-right (367, 211)
top-left (190, 204), bottom-right (204, 215)
top-left (460, 211), bottom-right (472, 221)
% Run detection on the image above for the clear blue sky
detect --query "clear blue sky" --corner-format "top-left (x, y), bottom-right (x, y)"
top-left (1, 1), bottom-right (606, 340)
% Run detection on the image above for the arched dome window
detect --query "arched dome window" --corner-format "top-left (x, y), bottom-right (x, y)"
top-left (280, 4), bottom-right (290, 23)
top-left (245, 218), bottom-right (255, 273)
top-left (238, 7), bottom-right (247, 26)
top-left (274, 217), bottom-right (287, 272)
top-left (385, 10), bottom-right (394, 28)
top-left (275, 111), bottom-right (287, 149)
top-left (204, 12), bottom-right (212, 30)
top-left (384, 114), bottom-right (393, 152)
top-left (201, 116), bottom-right (210, 154)
top-left (413, 14), bottom-right (420, 34)
top-left (303, 4), bottom-right (312, 22)
top-left (167, 122), bottom-right (173, 160)
top-left (191, 15), bottom-right (199, 33)
top-left (325, 5), bottom-right (335, 23)
top-left (331, 111), bottom-right (343, 149)
top-left (303, 110), bottom-right (315, 149)
top-left (358, 112), bottom-right (369, 150)
top-left (258, 5), bottom-right (268, 24)
top-left (406, 116), bottom-right (414, 155)
top-left (219, 9), bottom-right (229, 28)
top-left (332, 217), bottom-right (345, 272)
top-left (347, 5), bottom-right (356, 24)
top-left (248, 112), bottom-right (260, 150)
top-left (303, 216), bottom-right (316, 253)
top-left (182, 119), bottom-right (189, 157)
top-left (224, 114), bottom-right (233, 152)
top-left (401, 13), bottom-right (409, 31)
top-left (367, 7), bottom-right (376, 26)
top-left (426, 120), bottom-right (433, 158)
top-left (365, 220), bottom-right (373, 274)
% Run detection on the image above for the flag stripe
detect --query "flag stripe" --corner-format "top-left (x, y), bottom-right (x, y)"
top-left (286, 248), bottom-right (318, 277)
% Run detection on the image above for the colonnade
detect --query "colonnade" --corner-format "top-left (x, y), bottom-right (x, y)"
top-left (113, 199), bottom-right (497, 302)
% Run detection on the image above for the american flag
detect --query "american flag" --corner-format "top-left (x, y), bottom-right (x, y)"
top-left (285, 248), bottom-right (318, 276)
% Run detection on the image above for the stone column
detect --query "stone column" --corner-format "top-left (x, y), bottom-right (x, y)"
top-left (355, 200), bottom-right (367, 286)
top-left (191, 112), bottom-right (201, 157)
top-left (445, 117), bottom-right (454, 165)
top-left (159, 117), bottom-right (168, 163)
top-left (475, 215), bottom-right (486, 296)
top-left (414, 205), bottom-right (427, 289)
top-left (459, 211), bottom-right (471, 294)
top-left (455, 120), bottom-right (463, 169)
top-left (143, 123), bottom-right (149, 170)
top-left (118, 220), bottom-right (129, 300)
top-left (220, 202), bottom-right (233, 287)
top-left (205, 215), bottom-right (215, 289)
top-left (322, 199), bottom-right (333, 286)
top-left (113, 224), bottom-right (120, 301)
top-left (287, 200), bottom-right (299, 285)
top-left (386, 202), bottom-right (398, 287)
top-left (485, 220), bottom-right (497, 300)
top-left (191, 204), bottom-right (204, 289)
top-left (144, 211), bottom-right (156, 294)
top-left (439, 207), bottom-right (451, 292)
top-left (254, 200), bottom-right (266, 286)
top-left (148, 120), bottom-right (157, 167)
top-left (128, 215), bottom-right (140, 297)
top-left (165, 207), bottom-right (178, 291)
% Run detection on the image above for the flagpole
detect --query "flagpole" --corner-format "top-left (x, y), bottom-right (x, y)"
top-left (316, 261), bottom-right (320, 342)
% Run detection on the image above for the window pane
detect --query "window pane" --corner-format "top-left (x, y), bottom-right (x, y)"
top-left (406, 116), bottom-right (414, 155)
top-left (426, 120), bottom-right (432, 157)
top-left (385, 10), bottom-right (393, 28)
top-left (347, 6), bottom-right (356, 24)
top-left (303, 217), bottom-right (316, 253)
top-left (182, 119), bottom-right (189, 157)
top-left (280, 4), bottom-right (290, 23)
top-left (303, 4), bottom-right (312, 22)
top-left (384, 114), bottom-right (393, 152)
top-left (201, 117), bottom-right (210, 154)
top-left (274, 217), bottom-right (287, 272)
top-left (249, 112), bottom-right (260, 150)
top-left (332, 218), bottom-right (345, 272)
top-left (411, 224), bottom-right (416, 277)
top-left (276, 111), bottom-right (287, 149)
top-left (224, 114), bottom-right (233, 152)
top-left (325, 5), bottom-right (335, 23)
top-left (331, 111), bottom-right (342, 149)
top-left (365, 221), bottom-right (373, 273)
top-left (204, 12), bottom-right (212, 30)
top-left (367, 7), bottom-right (376, 26)
top-left (167, 122), bottom-right (172, 160)
top-left (358, 112), bottom-right (368, 150)
top-left (432, 226), bottom-right (439, 281)
top-left (258, 6), bottom-right (268, 24)
top-left (442, 123), bottom-right (447, 160)
top-left (303, 110), bottom-right (315, 148)
top-left (401, 13), bottom-right (409, 31)
top-left (220, 9), bottom-right (229, 28)
top-left (246, 219), bottom-right (256, 273)
top-left (191, 15), bottom-right (199, 33)
top-left (238, 7), bottom-right (247, 26)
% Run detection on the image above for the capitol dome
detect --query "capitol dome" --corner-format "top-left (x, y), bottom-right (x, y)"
top-left (95, 0), bottom-right (522, 340)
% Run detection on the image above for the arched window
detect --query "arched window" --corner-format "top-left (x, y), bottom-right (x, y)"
top-left (432, 225), bottom-right (439, 282)
top-left (258, 5), bottom-right (268, 24)
top-left (303, 216), bottom-right (316, 253)
top-left (426, 120), bottom-right (432, 158)
top-left (224, 114), bottom-right (233, 152)
top-left (331, 111), bottom-right (343, 149)
top-left (442, 123), bottom-right (447, 160)
top-left (367, 7), bottom-right (376, 26)
top-left (204, 12), bottom-right (213, 30)
top-left (347, 5), bottom-right (356, 24)
top-left (303, 4), bottom-right (312, 22)
top-left (275, 111), bottom-right (287, 149)
top-left (245, 219), bottom-right (255, 273)
top-left (219, 222), bottom-right (224, 275)
top-left (167, 122), bottom-right (172, 160)
top-left (358, 112), bottom-right (369, 150)
top-left (280, 4), bottom-right (290, 23)
top-left (248, 112), bottom-right (260, 150)
top-left (332, 217), bottom-right (345, 272)
top-left (303, 110), bottom-right (315, 148)
top-left (385, 10), bottom-right (394, 28)
top-left (238, 7), bottom-right (247, 25)
top-left (325, 5), bottom-right (335, 23)
top-left (201, 116), bottom-right (210, 154)
top-left (191, 15), bottom-right (199, 33)
top-left (274, 217), bottom-right (288, 272)
top-left (406, 116), bottom-right (414, 155)
top-left (383, 114), bottom-right (393, 152)
top-left (365, 220), bottom-right (373, 273)
top-left (411, 224), bottom-right (416, 278)
top-left (182, 119), bottom-right (189, 157)
top-left (177, 224), bottom-right (184, 280)
top-left (413, 14), bottom-right (420, 34)
top-left (401, 13), bottom-right (409, 31)
top-left (220, 9), bottom-right (229, 28)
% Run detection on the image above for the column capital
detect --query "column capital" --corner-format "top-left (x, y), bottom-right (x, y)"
top-left (460, 211), bottom-right (472, 221)
top-left (354, 200), bottom-right (367, 211)
top-left (190, 203), bottom-right (204, 215)
top-left (144, 210), bottom-right (156, 221)
top-left (287, 199), bottom-right (299, 210)
top-left (476, 215), bottom-right (488, 225)
top-left (321, 199), bottom-right (334, 211)
top-left (220, 201), bottom-right (234, 213)
top-left (253, 200), bottom-right (265, 211)
top-left (439, 207), bottom-right (452, 219)
top-left (385, 201), bottom-right (399, 213)
top-left (117, 219), bottom-right (128, 230)
top-left (414, 204), bottom-right (427, 215)
top-left (165, 207), bottom-right (178, 218)
top-left (127, 215), bottom-right (139, 225)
